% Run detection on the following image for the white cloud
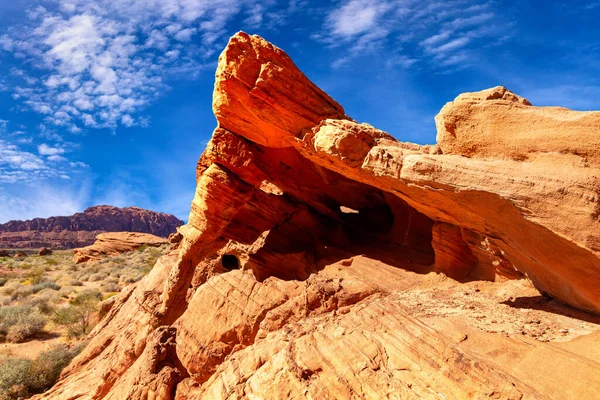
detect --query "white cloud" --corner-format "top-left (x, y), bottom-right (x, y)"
top-left (38, 143), bottom-right (65, 156)
top-left (0, 140), bottom-right (48, 181)
top-left (0, 182), bottom-right (91, 223)
top-left (328, 0), bottom-right (384, 37)
top-left (1, 0), bottom-right (280, 131)
top-left (47, 155), bottom-right (68, 162)
top-left (322, 0), bottom-right (508, 69)
top-left (121, 114), bottom-right (134, 127)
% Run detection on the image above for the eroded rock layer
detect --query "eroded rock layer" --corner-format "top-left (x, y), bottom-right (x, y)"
top-left (34, 32), bottom-right (600, 400)
top-left (72, 232), bottom-right (168, 263)
top-left (0, 206), bottom-right (183, 249)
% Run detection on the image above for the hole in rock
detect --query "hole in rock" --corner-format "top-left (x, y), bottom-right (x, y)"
top-left (221, 254), bottom-right (240, 270)
top-left (217, 144), bottom-right (437, 282)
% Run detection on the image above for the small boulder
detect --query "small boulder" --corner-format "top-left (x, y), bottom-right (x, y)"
top-left (38, 247), bottom-right (53, 256)
top-left (13, 251), bottom-right (27, 258)
top-left (168, 231), bottom-right (183, 244)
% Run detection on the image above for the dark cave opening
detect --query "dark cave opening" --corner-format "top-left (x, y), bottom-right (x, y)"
top-left (221, 254), bottom-right (240, 270)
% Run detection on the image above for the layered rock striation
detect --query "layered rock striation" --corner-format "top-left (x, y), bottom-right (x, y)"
top-left (72, 232), bottom-right (168, 263)
top-left (34, 33), bottom-right (600, 400)
top-left (0, 206), bottom-right (183, 249)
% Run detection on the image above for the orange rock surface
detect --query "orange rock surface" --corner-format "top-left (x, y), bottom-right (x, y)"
top-left (33, 32), bottom-right (600, 400)
top-left (72, 232), bottom-right (167, 263)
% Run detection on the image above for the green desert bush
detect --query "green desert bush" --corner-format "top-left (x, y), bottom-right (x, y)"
top-left (0, 282), bottom-right (20, 296)
top-left (27, 297), bottom-right (55, 315)
top-left (10, 285), bottom-right (34, 301)
top-left (0, 278), bottom-right (7, 287)
top-left (0, 357), bottom-right (31, 400)
top-left (100, 280), bottom-right (120, 293)
top-left (26, 266), bottom-right (46, 285)
top-left (44, 258), bottom-right (59, 266)
top-left (88, 272), bottom-right (107, 282)
top-left (31, 281), bottom-right (61, 294)
top-left (0, 306), bottom-right (46, 343)
top-left (58, 286), bottom-right (76, 298)
top-left (53, 290), bottom-right (101, 338)
top-left (78, 273), bottom-right (91, 282)
top-left (0, 343), bottom-right (85, 399)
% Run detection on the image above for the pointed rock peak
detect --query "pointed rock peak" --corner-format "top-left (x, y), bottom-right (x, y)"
top-left (453, 86), bottom-right (532, 105)
top-left (213, 32), bottom-right (347, 148)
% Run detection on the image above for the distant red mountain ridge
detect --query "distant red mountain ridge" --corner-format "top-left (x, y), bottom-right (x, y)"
top-left (0, 205), bottom-right (184, 250)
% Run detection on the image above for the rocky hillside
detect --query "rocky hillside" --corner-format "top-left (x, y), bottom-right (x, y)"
top-left (34, 33), bottom-right (600, 400)
top-left (0, 206), bottom-right (183, 249)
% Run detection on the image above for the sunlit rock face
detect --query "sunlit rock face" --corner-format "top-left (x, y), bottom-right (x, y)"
top-left (33, 32), bottom-right (600, 400)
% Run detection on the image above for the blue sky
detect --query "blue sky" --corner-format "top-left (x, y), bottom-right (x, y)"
top-left (0, 0), bottom-right (598, 222)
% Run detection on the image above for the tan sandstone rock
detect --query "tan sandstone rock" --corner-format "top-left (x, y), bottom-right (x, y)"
top-left (72, 232), bottom-right (167, 263)
top-left (33, 32), bottom-right (600, 400)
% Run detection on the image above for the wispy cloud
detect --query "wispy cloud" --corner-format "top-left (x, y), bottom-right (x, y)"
top-left (38, 143), bottom-right (66, 156)
top-left (0, 0), bottom-right (281, 132)
top-left (0, 181), bottom-right (91, 223)
top-left (0, 135), bottom-right (86, 184)
top-left (320, 0), bottom-right (510, 69)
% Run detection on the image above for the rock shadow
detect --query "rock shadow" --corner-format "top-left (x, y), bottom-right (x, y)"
top-left (502, 295), bottom-right (600, 324)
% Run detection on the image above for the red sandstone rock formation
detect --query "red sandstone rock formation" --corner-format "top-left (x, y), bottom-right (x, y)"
top-left (72, 232), bottom-right (168, 263)
top-left (0, 206), bottom-right (183, 250)
top-left (33, 33), bottom-right (600, 400)
top-left (38, 247), bottom-right (53, 256)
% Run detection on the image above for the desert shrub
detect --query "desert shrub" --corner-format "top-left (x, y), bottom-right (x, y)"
top-left (0, 296), bottom-right (11, 306)
top-left (10, 285), bottom-right (34, 301)
top-left (110, 257), bottom-right (125, 266)
top-left (84, 263), bottom-right (101, 273)
top-left (0, 343), bottom-right (85, 399)
top-left (63, 279), bottom-right (83, 287)
top-left (0, 357), bottom-right (32, 399)
top-left (27, 297), bottom-right (54, 315)
top-left (67, 263), bottom-right (79, 272)
top-left (89, 272), bottom-right (107, 282)
top-left (0, 282), bottom-right (20, 296)
top-left (7, 323), bottom-right (39, 343)
top-left (122, 275), bottom-right (138, 284)
top-left (102, 292), bottom-right (117, 301)
top-left (137, 244), bottom-right (149, 252)
top-left (53, 290), bottom-right (101, 338)
top-left (45, 258), bottom-right (59, 266)
top-left (0, 306), bottom-right (46, 343)
top-left (0, 278), bottom-right (6, 287)
top-left (100, 281), bottom-right (120, 293)
top-left (78, 273), bottom-right (91, 282)
top-left (109, 271), bottom-right (121, 278)
top-left (58, 286), bottom-right (76, 298)
top-left (34, 289), bottom-right (61, 304)
top-left (31, 281), bottom-right (61, 294)
top-left (26, 267), bottom-right (46, 285)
